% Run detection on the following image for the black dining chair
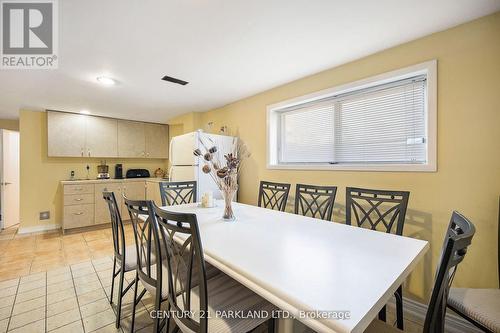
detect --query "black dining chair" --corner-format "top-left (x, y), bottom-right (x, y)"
top-left (258, 181), bottom-right (291, 212)
top-left (159, 181), bottom-right (197, 206)
top-left (103, 192), bottom-right (138, 328)
top-left (346, 187), bottom-right (410, 329)
top-left (124, 197), bottom-right (168, 333)
top-left (294, 184), bottom-right (337, 221)
top-left (366, 211), bottom-right (476, 333)
top-left (446, 197), bottom-right (500, 333)
top-left (153, 203), bottom-right (277, 333)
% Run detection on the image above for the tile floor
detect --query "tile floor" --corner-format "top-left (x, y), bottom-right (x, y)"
top-left (0, 224), bottom-right (135, 281)
top-left (0, 225), bottom-right (426, 333)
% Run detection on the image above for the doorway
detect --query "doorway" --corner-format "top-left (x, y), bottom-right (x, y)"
top-left (0, 130), bottom-right (20, 230)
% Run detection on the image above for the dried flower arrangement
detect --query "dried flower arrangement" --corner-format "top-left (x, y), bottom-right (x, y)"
top-left (193, 134), bottom-right (250, 220)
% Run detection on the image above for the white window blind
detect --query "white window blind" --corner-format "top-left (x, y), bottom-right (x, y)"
top-left (278, 75), bottom-right (427, 165)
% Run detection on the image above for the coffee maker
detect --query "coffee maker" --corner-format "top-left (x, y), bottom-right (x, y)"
top-left (97, 161), bottom-right (110, 179)
top-left (115, 164), bottom-right (123, 179)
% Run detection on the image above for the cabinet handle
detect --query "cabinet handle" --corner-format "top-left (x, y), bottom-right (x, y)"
top-left (81, 149), bottom-right (84, 157)
top-left (146, 152), bottom-right (150, 157)
top-left (88, 150), bottom-right (91, 157)
top-left (74, 198), bottom-right (83, 201)
top-left (75, 188), bottom-right (83, 191)
top-left (73, 212), bottom-right (84, 216)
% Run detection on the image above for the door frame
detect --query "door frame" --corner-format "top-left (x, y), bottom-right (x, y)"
top-left (0, 129), bottom-right (20, 230)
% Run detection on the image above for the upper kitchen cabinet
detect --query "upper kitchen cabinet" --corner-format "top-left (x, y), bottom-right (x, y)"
top-left (85, 116), bottom-right (118, 157)
top-left (47, 111), bottom-right (169, 158)
top-left (118, 120), bottom-right (145, 157)
top-left (48, 111), bottom-right (87, 157)
top-left (145, 123), bottom-right (169, 158)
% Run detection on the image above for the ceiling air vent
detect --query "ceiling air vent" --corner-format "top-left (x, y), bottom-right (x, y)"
top-left (161, 75), bottom-right (188, 85)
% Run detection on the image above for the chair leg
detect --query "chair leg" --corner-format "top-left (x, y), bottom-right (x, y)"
top-left (395, 285), bottom-right (404, 330)
top-left (115, 264), bottom-right (125, 328)
top-left (130, 273), bottom-right (139, 333)
top-left (153, 294), bottom-right (162, 333)
top-left (110, 257), bottom-right (117, 304)
top-left (267, 317), bottom-right (275, 333)
top-left (378, 305), bottom-right (386, 322)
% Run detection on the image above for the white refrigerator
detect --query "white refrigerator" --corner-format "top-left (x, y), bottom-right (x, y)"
top-left (169, 130), bottom-right (237, 201)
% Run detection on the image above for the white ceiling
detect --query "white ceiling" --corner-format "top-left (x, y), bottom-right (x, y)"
top-left (1, 0), bottom-right (499, 123)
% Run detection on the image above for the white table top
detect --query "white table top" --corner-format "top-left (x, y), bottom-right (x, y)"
top-left (156, 201), bottom-right (428, 333)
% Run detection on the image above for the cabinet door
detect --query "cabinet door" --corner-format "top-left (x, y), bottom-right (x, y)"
top-left (145, 123), bottom-right (169, 158)
top-left (118, 120), bottom-right (145, 157)
top-left (47, 111), bottom-right (86, 157)
top-left (86, 117), bottom-right (118, 157)
top-left (122, 181), bottom-right (146, 216)
top-left (95, 182), bottom-right (122, 225)
top-left (146, 181), bottom-right (163, 206)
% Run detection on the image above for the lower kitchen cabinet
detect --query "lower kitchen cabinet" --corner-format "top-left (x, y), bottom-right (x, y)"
top-left (62, 179), bottom-right (148, 232)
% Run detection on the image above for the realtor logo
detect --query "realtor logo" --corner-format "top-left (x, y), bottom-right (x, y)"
top-left (1, 0), bottom-right (58, 69)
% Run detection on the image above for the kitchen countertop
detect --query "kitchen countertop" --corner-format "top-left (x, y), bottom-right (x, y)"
top-left (60, 177), bottom-right (169, 185)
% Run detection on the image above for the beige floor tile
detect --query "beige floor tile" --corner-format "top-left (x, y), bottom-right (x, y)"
top-left (76, 280), bottom-right (102, 296)
top-left (0, 318), bottom-right (7, 333)
top-left (0, 278), bottom-right (18, 290)
top-left (0, 305), bottom-right (12, 321)
top-left (0, 295), bottom-right (15, 308)
top-left (47, 267), bottom-right (71, 278)
top-left (19, 272), bottom-right (45, 284)
top-left (47, 280), bottom-right (74, 295)
top-left (71, 262), bottom-right (93, 271)
top-left (91, 257), bottom-right (112, 266)
top-left (8, 319), bottom-right (45, 333)
top-left (73, 274), bottom-right (99, 287)
top-left (47, 296), bottom-right (79, 317)
top-left (8, 306), bottom-right (45, 330)
top-left (82, 308), bottom-right (115, 332)
top-left (0, 268), bottom-right (31, 282)
top-left (80, 298), bottom-right (112, 319)
top-left (47, 288), bottom-right (76, 305)
top-left (0, 286), bottom-right (17, 299)
top-left (119, 310), bottom-right (153, 333)
top-left (47, 272), bottom-right (72, 286)
top-left (72, 267), bottom-right (96, 278)
top-left (17, 279), bottom-right (45, 293)
top-left (11, 296), bottom-right (45, 315)
top-left (15, 286), bottom-right (45, 303)
top-left (77, 288), bottom-right (107, 307)
top-left (49, 320), bottom-right (84, 333)
top-left (89, 323), bottom-right (122, 333)
top-left (47, 308), bottom-right (81, 331)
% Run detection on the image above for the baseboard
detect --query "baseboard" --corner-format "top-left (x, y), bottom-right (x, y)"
top-left (386, 296), bottom-right (483, 333)
top-left (17, 224), bottom-right (61, 234)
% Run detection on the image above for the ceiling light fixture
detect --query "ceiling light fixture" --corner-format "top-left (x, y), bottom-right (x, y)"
top-left (96, 76), bottom-right (116, 86)
top-left (80, 110), bottom-right (91, 115)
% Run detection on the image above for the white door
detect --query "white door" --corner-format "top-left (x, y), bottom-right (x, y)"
top-left (0, 130), bottom-right (20, 229)
top-left (170, 132), bottom-right (198, 165)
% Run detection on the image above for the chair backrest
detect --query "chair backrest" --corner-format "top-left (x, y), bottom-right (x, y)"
top-left (153, 204), bottom-right (208, 333)
top-left (258, 181), bottom-right (291, 212)
top-left (124, 197), bottom-right (162, 289)
top-left (294, 184), bottom-right (337, 221)
top-left (159, 181), bottom-right (197, 206)
top-left (103, 191), bottom-right (126, 260)
top-left (345, 187), bottom-right (410, 235)
top-left (423, 211), bottom-right (475, 333)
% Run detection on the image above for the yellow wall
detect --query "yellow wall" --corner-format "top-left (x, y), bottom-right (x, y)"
top-left (169, 13), bottom-right (500, 301)
top-left (19, 110), bottom-right (168, 229)
top-left (0, 119), bottom-right (19, 131)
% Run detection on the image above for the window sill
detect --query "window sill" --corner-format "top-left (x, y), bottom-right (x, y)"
top-left (266, 163), bottom-right (437, 172)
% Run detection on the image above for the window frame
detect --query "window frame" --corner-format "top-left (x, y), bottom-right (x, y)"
top-left (266, 60), bottom-right (437, 172)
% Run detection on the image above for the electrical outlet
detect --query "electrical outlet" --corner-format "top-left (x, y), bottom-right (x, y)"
top-left (39, 211), bottom-right (50, 220)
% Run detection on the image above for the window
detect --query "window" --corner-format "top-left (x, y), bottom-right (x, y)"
top-left (267, 60), bottom-right (436, 171)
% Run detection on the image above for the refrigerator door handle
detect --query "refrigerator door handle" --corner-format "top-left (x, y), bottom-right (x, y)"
top-left (168, 166), bottom-right (174, 180)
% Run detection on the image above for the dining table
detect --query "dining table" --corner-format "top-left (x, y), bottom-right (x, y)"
top-left (150, 201), bottom-right (429, 333)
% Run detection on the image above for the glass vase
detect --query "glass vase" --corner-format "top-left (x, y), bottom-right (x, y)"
top-left (221, 186), bottom-right (237, 221)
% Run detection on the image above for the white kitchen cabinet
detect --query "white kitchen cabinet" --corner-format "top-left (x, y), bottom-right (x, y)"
top-left (48, 112), bottom-right (87, 157)
top-left (118, 120), bottom-right (145, 158)
top-left (145, 123), bottom-right (169, 158)
top-left (86, 116), bottom-right (118, 157)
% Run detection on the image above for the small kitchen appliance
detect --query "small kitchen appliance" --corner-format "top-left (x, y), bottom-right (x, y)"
top-left (97, 161), bottom-right (110, 179)
top-left (126, 169), bottom-right (150, 178)
top-left (115, 164), bottom-right (123, 179)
